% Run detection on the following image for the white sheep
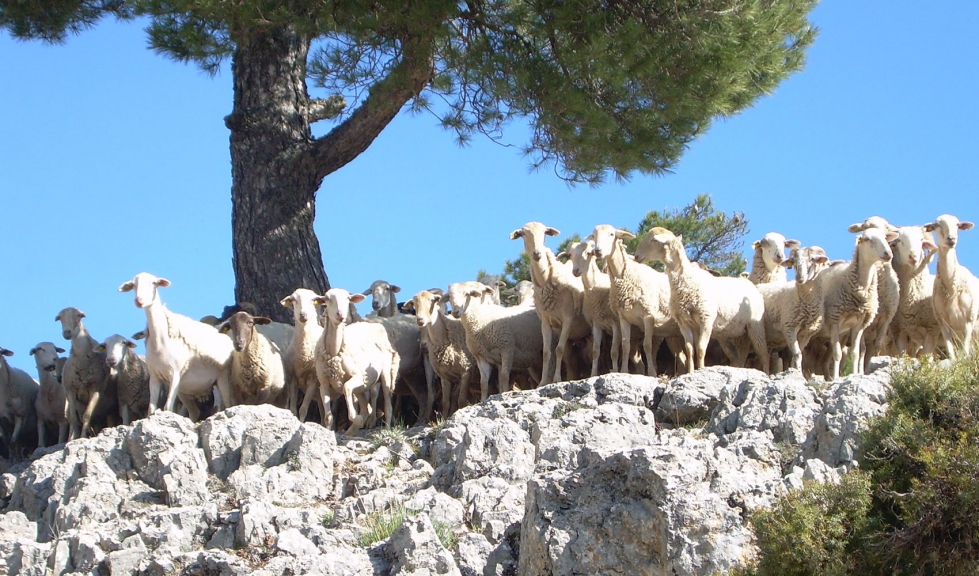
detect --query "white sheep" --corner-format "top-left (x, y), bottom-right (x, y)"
top-left (366, 313), bottom-right (433, 424)
top-left (406, 289), bottom-right (477, 416)
top-left (363, 280), bottom-right (401, 317)
top-left (924, 214), bottom-right (979, 359)
top-left (119, 272), bottom-right (235, 421)
top-left (313, 288), bottom-right (398, 435)
top-left (748, 232), bottom-right (801, 285)
top-left (29, 342), bottom-right (68, 447)
top-left (889, 225), bottom-right (943, 357)
top-left (501, 280), bottom-right (535, 307)
top-left (589, 224), bottom-right (677, 376)
top-left (633, 227), bottom-right (769, 374)
top-left (816, 227), bottom-right (897, 380)
top-left (55, 307), bottom-right (117, 440)
top-left (281, 288), bottom-right (326, 421)
top-left (848, 217), bottom-right (901, 369)
top-left (511, 222), bottom-right (590, 384)
top-left (0, 347), bottom-right (40, 454)
top-left (755, 246), bottom-right (830, 372)
top-left (95, 335), bottom-right (151, 425)
top-left (476, 274), bottom-right (506, 306)
top-left (217, 311), bottom-right (287, 407)
top-left (447, 281), bottom-right (544, 401)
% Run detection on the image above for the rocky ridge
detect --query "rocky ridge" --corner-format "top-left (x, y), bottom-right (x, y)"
top-left (0, 360), bottom-right (896, 575)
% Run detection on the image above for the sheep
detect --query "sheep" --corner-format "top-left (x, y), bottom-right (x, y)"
top-left (281, 288), bottom-right (326, 421)
top-left (501, 280), bottom-right (535, 307)
top-left (924, 214), bottom-right (979, 359)
top-left (589, 224), bottom-right (676, 376)
top-left (848, 217), bottom-right (901, 369)
top-left (511, 222), bottom-right (591, 384)
top-left (633, 227), bottom-right (769, 374)
top-left (405, 289), bottom-right (478, 416)
top-left (889, 225), bottom-right (943, 357)
top-left (447, 281), bottom-right (544, 401)
top-left (366, 313), bottom-right (433, 424)
top-left (118, 272), bottom-right (235, 421)
top-left (95, 334), bottom-right (151, 425)
top-left (815, 227), bottom-right (897, 381)
top-left (0, 347), bottom-right (40, 455)
top-left (755, 246), bottom-right (830, 372)
top-left (313, 288), bottom-right (398, 435)
top-left (748, 232), bottom-right (801, 285)
top-left (29, 342), bottom-right (68, 447)
top-left (476, 274), bottom-right (506, 306)
top-left (363, 280), bottom-right (401, 317)
top-left (216, 311), bottom-right (287, 407)
top-left (55, 307), bottom-right (117, 440)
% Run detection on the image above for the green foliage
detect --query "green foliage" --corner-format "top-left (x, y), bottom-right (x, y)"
top-left (358, 503), bottom-right (408, 547)
top-left (1, 0), bottom-right (818, 183)
top-left (433, 519), bottom-right (458, 551)
top-left (631, 193), bottom-right (748, 276)
top-left (749, 472), bottom-right (873, 576)
top-left (368, 420), bottom-right (410, 450)
top-left (750, 357), bottom-right (979, 576)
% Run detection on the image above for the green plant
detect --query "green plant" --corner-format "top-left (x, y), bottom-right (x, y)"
top-left (552, 400), bottom-right (587, 419)
top-left (321, 509), bottom-right (335, 528)
top-left (369, 421), bottom-right (409, 450)
top-left (358, 504), bottom-right (408, 547)
top-left (433, 519), bottom-right (458, 551)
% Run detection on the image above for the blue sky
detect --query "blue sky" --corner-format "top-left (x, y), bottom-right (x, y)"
top-left (1, 1), bottom-right (977, 371)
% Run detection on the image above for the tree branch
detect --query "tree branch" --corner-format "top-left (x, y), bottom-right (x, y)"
top-left (303, 35), bottom-right (435, 179)
top-left (307, 95), bottom-right (347, 123)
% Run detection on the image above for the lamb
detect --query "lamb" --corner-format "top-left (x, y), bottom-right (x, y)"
top-left (511, 222), bottom-right (590, 384)
top-left (633, 227), bottom-right (769, 374)
top-left (55, 307), bottom-right (117, 440)
top-left (589, 224), bottom-right (677, 376)
top-left (889, 225), bottom-right (942, 357)
top-left (119, 272), bottom-right (235, 421)
top-left (0, 347), bottom-right (40, 454)
top-left (848, 217), bottom-right (901, 369)
top-left (815, 227), bottom-right (897, 381)
top-left (281, 288), bottom-right (325, 421)
top-left (29, 342), bottom-right (68, 447)
top-left (363, 280), bottom-right (401, 317)
top-left (501, 281), bottom-right (535, 307)
top-left (924, 214), bottom-right (979, 359)
top-left (447, 281), bottom-right (544, 401)
top-left (748, 232), bottom-right (801, 284)
top-left (313, 288), bottom-right (398, 435)
top-left (217, 311), bottom-right (287, 407)
top-left (755, 246), bottom-right (830, 372)
top-left (406, 289), bottom-right (477, 415)
top-left (95, 334), bottom-right (151, 425)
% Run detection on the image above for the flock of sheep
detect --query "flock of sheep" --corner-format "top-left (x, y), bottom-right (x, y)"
top-left (1, 213), bottom-right (977, 452)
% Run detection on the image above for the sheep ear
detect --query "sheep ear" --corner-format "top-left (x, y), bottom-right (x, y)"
top-left (312, 296), bottom-right (327, 306)
top-left (885, 231), bottom-right (899, 243)
top-left (280, 297), bottom-right (293, 308)
top-left (29, 347), bottom-right (37, 356)
top-left (545, 227), bottom-right (560, 236)
top-left (959, 221), bottom-right (975, 231)
top-left (923, 222), bottom-right (937, 232)
top-left (57, 346), bottom-right (65, 353)
top-left (361, 289), bottom-right (371, 296)
top-left (615, 229), bottom-right (636, 240)
top-left (253, 317), bottom-right (272, 325)
top-left (95, 344), bottom-right (106, 353)
top-left (216, 322), bottom-right (231, 334)
top-left (510, 229), bottom-right (524, 240)
top-left (1, 349), bottom-right (12, 357)
top-left (155, 278), bottom-right (171, 288)
top-left (132, 330), bottom-right (146, 341)
top-left (555, 251), bottom-right (569, 261)
top-left (390, 285), bottom-right (401, 294)
top-left (402, 301), bottom-right (415, 312)
top-left (78, 311), bottom-right (86, 319)
top-left (923, 240), bottom-right (938, 252)
top-left (118, 281), bottom-right (135, 293)
top-left (847, 223), bottom-right (866, 233)
top-left (751, 240), bottom-right (761, 249)
top-left (584, 234), bottom-right (595, 242)
top-left (783, 260), bottom-right (794, 269)
top-left (431, 294), bottom-right (442, 303)
top-left (350, 293), bottom-right (366, 304)
top-left (785, 239), bottom-right (801, 249)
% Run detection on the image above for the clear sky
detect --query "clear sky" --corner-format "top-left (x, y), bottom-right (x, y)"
top-left (1, 1), bottom-right (977, 373)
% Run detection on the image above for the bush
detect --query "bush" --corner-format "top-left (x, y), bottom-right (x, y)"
top-left (749, 357), bottom-right (979, 576)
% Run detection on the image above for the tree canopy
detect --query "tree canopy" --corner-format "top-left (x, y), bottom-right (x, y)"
top-left (1, 0), bottom-right (816, 318)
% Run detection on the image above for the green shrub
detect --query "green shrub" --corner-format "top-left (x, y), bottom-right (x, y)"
top-left (749, 472), bottom-right (872, 576)
top-left (358, 504), bottom-right (408, 547)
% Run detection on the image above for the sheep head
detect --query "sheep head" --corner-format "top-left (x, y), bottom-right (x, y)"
top-left (118, 272), bottom-right (170, 309)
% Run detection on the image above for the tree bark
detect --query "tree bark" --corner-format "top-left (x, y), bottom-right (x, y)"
top-left (228, 25), bottom-right (434, 322)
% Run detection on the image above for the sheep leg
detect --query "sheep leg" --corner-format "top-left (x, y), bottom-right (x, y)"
top-left (829, 325), bottom-right (843, 381)
top-left (642, 318), bottom-right (658, 377)
top-left (439, 374), bottom-right (452, 417)
top-left (679, 324), bottom-right (696, 374)
top-left (342, 379), bottom-right (368, 436)
top-left (11, 417), bottom-right (24, 446)
top-left (540, 323), bottom-right (555, 385)
top-left (79, 390), bottom-right (101, 439)
top-left (941, 325), bottom-right (957, 361)
top-left (58, 421), bottom-right (68, 445)
top-left (590, 325), bottom-right (603, 378)
top-left (37, 419), bottom-right (46, 449)
top-left (499, 352), bottom-right (513, 394)
top-left (319, 383), bottom-right (339, 430)
top-left (963, 322), bottom-right (975, 358)
top-left (554, 320), bottom-right (574, 383)
top-left (849, 327), bottom-right (867, 376)
top-left (423, 354), bottom-right (437, 419)
top-left (618, 320), bottom-right (632, 374)
top-left (298, 378), bottom-right (317, 422)
top-left (215, 372), bottom-right (235, 412)
top-left (66, 394), bottom-right (81, 441)
top-left (456, 370), bottom-right (472, 413)
top-left (748, 323), bottom-right (770, 374)
top-left (609, 323), bottom-right (620, 376)
top-left (120, 403), bottom-right (131, 426)
top-left (383, 357), bottom-right (396, 429)
top-left (477, 360), bottom-right (492, 402)
top-left (176, 393), bottom-right (202, 421)
top-left (162, 372), bottom-right (183, 414)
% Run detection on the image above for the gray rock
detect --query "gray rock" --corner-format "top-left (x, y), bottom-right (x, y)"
top-left (200, 405), bottom-right (304, 479)
top-left (657, 366), bottom-right (767, 425)
top-left (387, 512), bottom-right (461, 576)
top-left (708, 370), bottom-right (820, 445)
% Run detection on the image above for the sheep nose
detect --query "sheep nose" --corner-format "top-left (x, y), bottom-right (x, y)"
top-left (299, 312), bottom-right (308, 323)
top-left (106, 358), bottom-right (117, 367)
top-left (881, 252), bottom-right (892, 262)
top-left (62, 330), bottom-right (71, 340)
top-left (532, 250), bottom-right (542, 261)
top-left (372, 301), bottom-right (381, 310)
top-left (452, 310), bottom-right (461, 318)
top-left (416, 318), bottom-right (425, 327)
top-left (135, 297), bottom-right (144, 307)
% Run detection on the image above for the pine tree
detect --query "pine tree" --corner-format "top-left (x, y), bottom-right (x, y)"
top-left (1, 0), bottom-right (816, 319)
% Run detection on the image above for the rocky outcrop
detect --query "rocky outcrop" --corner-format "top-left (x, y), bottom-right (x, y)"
top-left (0, 363), bottom-right (897, 575)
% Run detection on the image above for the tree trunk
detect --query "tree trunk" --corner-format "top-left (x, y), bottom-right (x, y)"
top-left (228, 26), bottom-right (328, 322)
